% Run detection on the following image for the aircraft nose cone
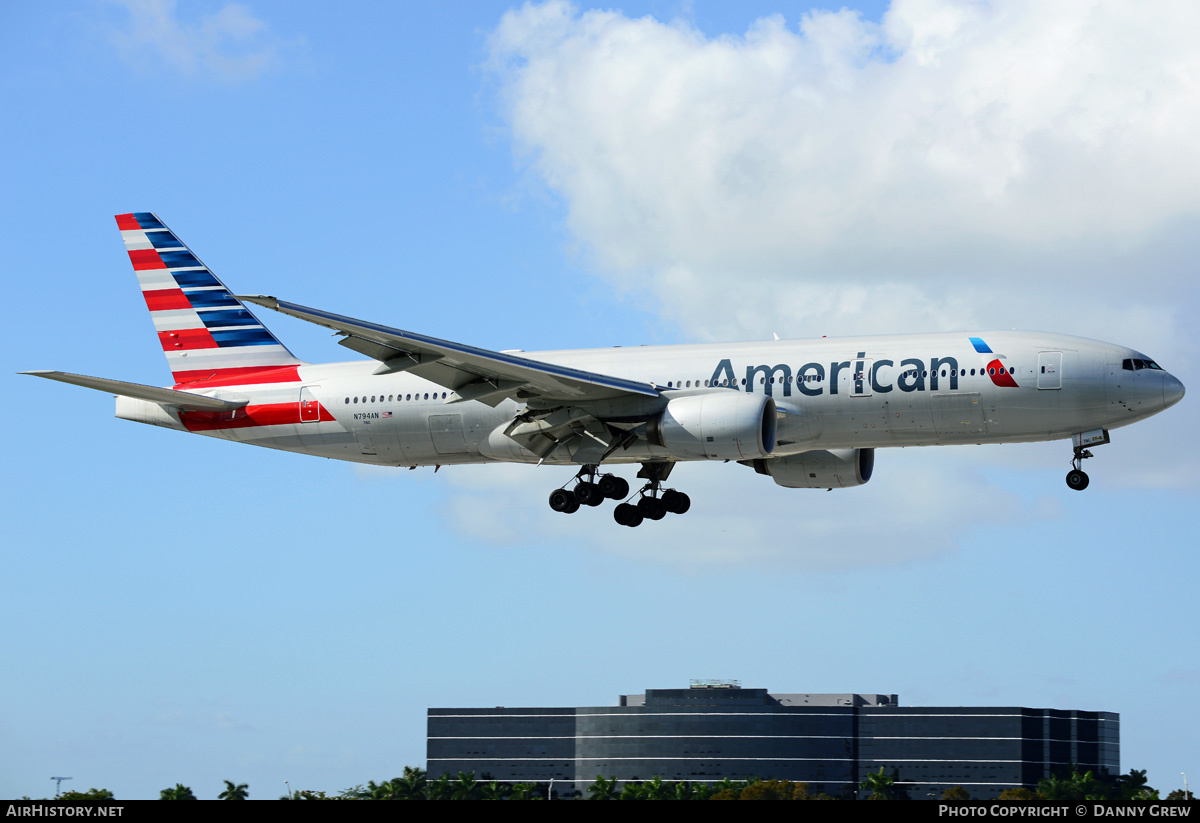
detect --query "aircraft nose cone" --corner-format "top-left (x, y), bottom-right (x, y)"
top-left (1164, 374), bottom-right (1185, 408)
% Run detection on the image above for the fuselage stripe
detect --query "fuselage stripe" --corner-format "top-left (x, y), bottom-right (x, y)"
top-left (180, 401), bottom-right (334, 432)
top-left (171, 365), bottom-right (302, 388)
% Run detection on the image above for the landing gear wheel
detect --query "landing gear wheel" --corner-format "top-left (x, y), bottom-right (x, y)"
top-left (661, 490), bottom-right (691, 515)
top-left (637, 496), bottom-right (667, 521)
top-left (575, 481), bottom-right (604, 507)
top-left (548, 488), bottom-right (579, 513)
top-left (1066, 469), bottom-right (1090, 491)
top-left (599, 474), bottom-right (629, 500)
top-left (614, 503), bottom-right (643, 527)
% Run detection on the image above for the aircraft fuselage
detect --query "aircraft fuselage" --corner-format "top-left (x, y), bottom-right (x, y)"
top-left (117, 329), bottom-right (1183, 468)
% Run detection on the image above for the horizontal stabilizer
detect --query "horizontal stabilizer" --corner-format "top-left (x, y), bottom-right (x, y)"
top-left (21, 371), bottom-right (249, 412)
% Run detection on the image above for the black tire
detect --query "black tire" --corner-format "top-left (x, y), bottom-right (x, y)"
top-left (599, 474), bottom-right (629, 500)
top-left (661, 490), bottom-right (691, 514)
top-left (549, 488), bottom-right (577, 512)
top-left (614, 503), bottom-right (641, 527)
top-left (576, 481), bottom-right (604, 507)
top-left (638, 497), bottom-right (667, 521)
top-left (1066, 469), bottom-right (1090, 491)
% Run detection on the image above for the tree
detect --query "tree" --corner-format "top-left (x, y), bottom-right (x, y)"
top-left (507, 782), bottom-right (540, 800)
top-left (1038, 768), bottom-right (1108, 802)
top-left (160, 784), bottom-right (196, 800)
top-left (941, 786), bottom-right (971, 802)
top-left (218, 780), bottom-right (249, 800)
top-left (450, 771), bottom-right (478, 801)
top-left (281, 790), bottom-right (331, 800)
top-left (479, 781), bottom-right (507, 800)
top-left (58, 789), bottom-right (114, 802)
top-left (641, 776), bottom-right (672, 800)
top-left (1116, 769), bottom-right (1158, 801)
top-left (742, 779), bottom-right (802, 800)
top-left (860, 767), bottom-right (897, 800)
top-left (396, 767), bottom-right (428, 800)
top-left (1165, 789), bottom-right (1195, 802)
top-left (427, 774), bottom-right (453, 801)
top-left (708, 777), bottom-right (746, 800)
top-left (619, 781), bottom-right (648, 800)
top-left (587, 775), bottom-right (619, 800)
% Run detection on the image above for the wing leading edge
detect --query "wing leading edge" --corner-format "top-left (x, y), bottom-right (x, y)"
top-left (21, 371), bottom-right (248, 411)
top-left (239, 296), bottom-right (662, 407)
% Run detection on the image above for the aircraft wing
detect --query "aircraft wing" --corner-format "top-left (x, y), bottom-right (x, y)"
top-left (240, 296), bottom-right (662, 407)
top-left (21, 371), bottom-right (249, 411)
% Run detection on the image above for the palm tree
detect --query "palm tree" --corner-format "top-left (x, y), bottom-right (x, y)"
top-left (479, 781), bottom-right (507, 800)
top-left (450, 771), bottom-right (477, 800)
top-left (587, 775), bottom-right (618, 800)
top-left (427, 774), bottom-right (453, 801)
top-left (860, 767), bottom-right (896, 800)
top-left (642, 776), bottom-right (671, 800)
top-left (218, 780), bottom-right (249, 800)
top-left (507, 782), bottom-right (540, 800)
top-left (160, 784), bottom-right (197, 800)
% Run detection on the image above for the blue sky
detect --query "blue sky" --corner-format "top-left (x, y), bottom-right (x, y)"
top-left (2, 0), bottom-right (1197, 800)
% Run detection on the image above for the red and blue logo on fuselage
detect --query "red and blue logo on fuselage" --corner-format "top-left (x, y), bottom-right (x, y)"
top-left (969, 337), bottom-right (1019, 388)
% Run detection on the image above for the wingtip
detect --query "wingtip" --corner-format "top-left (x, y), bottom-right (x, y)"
top-left (235, 294), bottom-right (277, 309)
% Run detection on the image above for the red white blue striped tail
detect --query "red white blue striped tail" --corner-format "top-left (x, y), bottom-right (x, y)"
top-left (116, 212), bottom-right (303, 386)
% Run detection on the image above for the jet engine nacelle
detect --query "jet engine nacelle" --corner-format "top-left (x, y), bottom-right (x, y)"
top-left (752, 448), bottom-right (875, 489)
top-left (648, 391), bottom-right (777, 460)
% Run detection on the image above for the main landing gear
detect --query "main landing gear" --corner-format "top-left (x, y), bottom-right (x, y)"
top-left (547, 463), bottom-right (692, 527)
top-left (615, 462), bottom-right (690, 528)
top-left (548, 465), bottom-right (630, 515)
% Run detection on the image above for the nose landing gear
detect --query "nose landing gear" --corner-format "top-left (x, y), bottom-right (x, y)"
top-left (1064, 429), bottom-right (1109, 491)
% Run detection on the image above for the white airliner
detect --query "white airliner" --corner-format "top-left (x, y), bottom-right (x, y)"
top-left (25, 214), bottom-right (1186, 527)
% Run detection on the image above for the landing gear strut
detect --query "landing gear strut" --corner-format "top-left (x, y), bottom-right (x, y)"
top-left (1064, 429), bottom-right (1109, 491)
top-left (1066, 447), bottom-right (1091, 491)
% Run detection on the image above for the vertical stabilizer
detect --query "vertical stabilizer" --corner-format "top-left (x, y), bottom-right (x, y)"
top-left (116, 212), bottom-right (302, 385)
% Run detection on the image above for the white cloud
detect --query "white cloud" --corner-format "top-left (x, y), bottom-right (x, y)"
top-left (486, 0), bottom-right (1200, 342)
top-left (440, 451), bottom-right (1037, 572)
top-left (107, 0), bottom-right (292, 81)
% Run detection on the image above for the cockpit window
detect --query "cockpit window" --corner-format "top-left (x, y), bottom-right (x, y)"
top-left (1123, 358), bottom-right (1163, 371)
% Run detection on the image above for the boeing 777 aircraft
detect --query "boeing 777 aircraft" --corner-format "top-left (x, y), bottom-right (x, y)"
top-left (25, 214), bottom-right (1186, 527)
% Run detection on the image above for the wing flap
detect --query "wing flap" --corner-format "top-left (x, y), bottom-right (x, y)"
top-left (21, 371), bottom-right (249, 412)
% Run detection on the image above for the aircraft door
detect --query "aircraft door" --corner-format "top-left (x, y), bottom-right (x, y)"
top-left (299, 385), bottom-right (322, 422)
top-left (850, 358), bottom-right (873, 397)
top-left (1038, 352), bottom-right (1062, 389)
top-left (429, 414), bottom-right (468, 455)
